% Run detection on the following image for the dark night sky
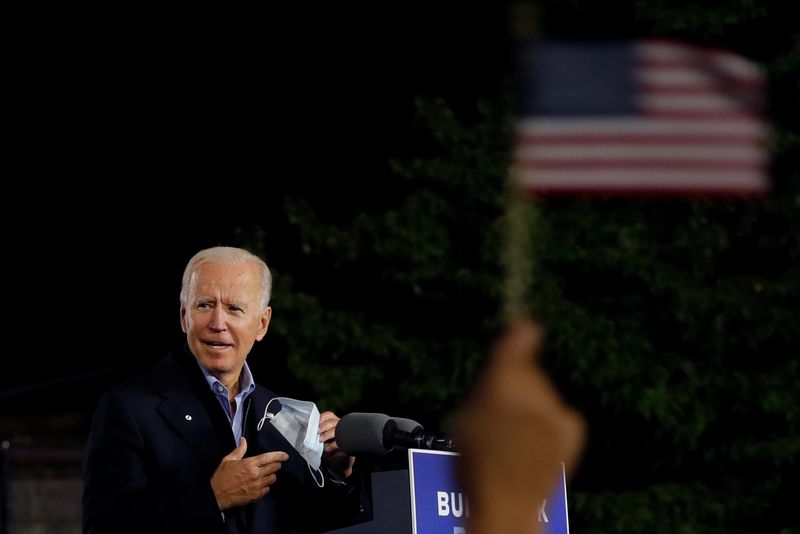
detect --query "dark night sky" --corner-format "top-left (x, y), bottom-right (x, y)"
top-left (5, 3), bottom-right (516, 418)
top-left (4, 9), bottom-right (797, 534)
top-left (4, 1), bottom-right (737, 415)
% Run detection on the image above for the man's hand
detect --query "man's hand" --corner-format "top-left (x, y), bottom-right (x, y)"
top-left (319, 411), bottom-right (356, 480)
top-left (210, 437), bottom-right (289, 510)
top-left (455, 320), bottom-right (585, 534)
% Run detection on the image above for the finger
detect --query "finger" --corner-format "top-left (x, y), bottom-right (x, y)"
top-left (248, 476), bottom-right (276, 501)
top-left (254, 474), bottom-right (278, 494)
top-left (559, 408), bottom-right (587, 477)
top-left (251, 450), bottom-right (289, 466)
top-left (223, 436), bottom-right (248, 461)
top-left (258, 461), bottom-right (284, 477)
top-left (490, 320), bottom-right (543, 370)
top-left (318, 419), bottom-right (338, 434)
top-left (319, 410), bottom-right (337, 420)
top-left (319, 412), bottom-right (339, 438)
top-left (318, 411), bottom-right (339, 427)
top-left (319, 427), bottom-right (337, 443)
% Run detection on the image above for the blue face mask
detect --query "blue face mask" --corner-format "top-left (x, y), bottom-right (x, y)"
top-left (258, 397), bottom-right (325, 487)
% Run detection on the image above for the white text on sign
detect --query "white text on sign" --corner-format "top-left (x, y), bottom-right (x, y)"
top-left (437, 491), bottom-right (470, 518)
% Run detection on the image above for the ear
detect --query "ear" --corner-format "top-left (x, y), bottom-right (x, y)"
top-left (179, 305), bottom-right (188, 334)
top-left (255, 306), bottom-right (272, 342)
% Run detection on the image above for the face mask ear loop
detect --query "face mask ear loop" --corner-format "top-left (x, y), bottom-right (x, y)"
top-left (308, 463), bottom-right (325, 488)
top-left (257, 397), bottom-right (280, 431)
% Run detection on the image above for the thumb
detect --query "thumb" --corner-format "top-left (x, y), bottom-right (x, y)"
top-left (224, 436), bottom-right (248, 462)
top-left (491, 319), bottom-right (543, 369)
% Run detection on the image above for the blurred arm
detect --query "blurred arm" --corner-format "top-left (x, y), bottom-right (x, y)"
top-left (455, 320), bottom-right (585, 534)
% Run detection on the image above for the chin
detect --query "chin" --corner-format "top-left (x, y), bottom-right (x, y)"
top-left (194, 352), bottom-right (232, 373)
top-left (203, 357), bottom-right (234, 372)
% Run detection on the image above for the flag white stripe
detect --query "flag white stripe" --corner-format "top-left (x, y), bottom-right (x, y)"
top-left (636, 41), bottom-right (697, 61)
top-left (515, 144), bottom-right (765, 162)
top-left (516, 118), bottom-right (767, 137)
top-left (636, 69), bottom-right (724, 87)
top-left (636, 42), bottom-right (763, 81)
top-left (640, 94), bottom-right (747, 112)
top-left (636, 68), bottom-right (763, 93)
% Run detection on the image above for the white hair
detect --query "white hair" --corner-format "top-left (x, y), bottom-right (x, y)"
top-left (180, 246), bottom-right (272, 313)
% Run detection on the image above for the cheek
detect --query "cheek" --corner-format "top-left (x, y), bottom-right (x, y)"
top-left (236, 322), bottom-right (259, 340)
top-left (183, 315), bottom-right (200, 334)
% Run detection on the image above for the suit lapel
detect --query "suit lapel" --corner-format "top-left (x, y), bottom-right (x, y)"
top-left (153, 352), bottom-right (233, 468)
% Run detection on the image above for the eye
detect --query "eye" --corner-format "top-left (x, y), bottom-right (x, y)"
top-left (229, 305), bottom-right (243, 313)
top-left (197, 301), bottom-right (213, 310)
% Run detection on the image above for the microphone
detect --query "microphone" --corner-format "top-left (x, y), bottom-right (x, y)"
top-left (390, 417), bottom-right (423, 434)
top-left (336, 412), bottom-right (457, 456)
top-left (384, 419), bottom-right (457, 452)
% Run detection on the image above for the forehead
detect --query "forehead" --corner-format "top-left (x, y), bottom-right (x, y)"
top-left (189, 262), bottom-right (262, 301)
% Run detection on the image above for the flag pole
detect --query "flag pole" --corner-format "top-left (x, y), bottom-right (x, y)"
top-left (502, 167), bottom-right (537, 322)
top-left (503, 1), bottom-right (540, 323)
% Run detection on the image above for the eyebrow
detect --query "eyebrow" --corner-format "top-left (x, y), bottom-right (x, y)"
top-left (193, 296), bottom-right (249, 310)
top-left (222, 298), bottom-right (249, 310)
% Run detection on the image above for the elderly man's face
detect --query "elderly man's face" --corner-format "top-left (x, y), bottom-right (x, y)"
top-left (180, 261), bottom-right (271, 382)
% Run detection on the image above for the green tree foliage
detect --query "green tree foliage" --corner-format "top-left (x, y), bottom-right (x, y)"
top-left (250, 97), bottom-right (514, 426)
top-left (539, 195), bottom-right (799, 533)
top-left (240, 1), bottom-right (798, 531)
top-left (249, 94), bottom-right (797, 531)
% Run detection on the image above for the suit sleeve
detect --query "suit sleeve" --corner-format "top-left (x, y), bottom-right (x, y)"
top-left (298, 463), bottom-right (372, 533)
top-left (82, 390), bottom-right (226, 534)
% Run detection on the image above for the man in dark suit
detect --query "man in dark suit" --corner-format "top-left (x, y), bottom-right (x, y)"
top-left (82, 246), bottom-right (367, 534)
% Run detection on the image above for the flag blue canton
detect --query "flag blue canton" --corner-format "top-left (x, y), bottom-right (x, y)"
top-left (522, 42), bottom-right (636, 116)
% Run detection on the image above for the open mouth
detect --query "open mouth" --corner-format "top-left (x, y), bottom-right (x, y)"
top-left (202, 340), bottom-right (232, 350)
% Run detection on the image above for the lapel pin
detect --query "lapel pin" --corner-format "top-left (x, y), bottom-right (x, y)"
top-left (185, 415), bottom-right (192, 421)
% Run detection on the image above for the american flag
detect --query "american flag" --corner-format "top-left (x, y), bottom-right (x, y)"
top-left (514, 40), bottom-right (768, 195)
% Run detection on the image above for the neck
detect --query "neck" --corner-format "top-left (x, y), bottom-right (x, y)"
top-left (218, 372), bottom-right (240, 400)
top-left (226, 378), bottom-right (240, 400)
top-left (206, 368), bottom-right (241, 401)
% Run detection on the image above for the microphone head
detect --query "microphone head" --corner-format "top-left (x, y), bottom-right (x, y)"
top-left (391, 417), bottom-right (423, 434)
top-left (336, 412), bottom-right (392, 456)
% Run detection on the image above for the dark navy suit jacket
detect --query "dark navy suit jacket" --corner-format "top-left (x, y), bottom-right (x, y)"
top-left (82, 347), bottom-right (367, 534)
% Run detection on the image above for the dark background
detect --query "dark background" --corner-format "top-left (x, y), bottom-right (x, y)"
top-left (4, 0), bottom-right (654, 406)
top-left (8, 0), bottom-right (795, 410)
top-left (3, 2), bottom-right (798, 532)
top-left (6, 1), bottom-right (514, 406)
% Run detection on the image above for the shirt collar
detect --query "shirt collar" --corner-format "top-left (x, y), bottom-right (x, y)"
top-left (197, 360), bottom-right (256, 399)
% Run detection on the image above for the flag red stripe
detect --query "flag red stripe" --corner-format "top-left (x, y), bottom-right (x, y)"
top-left (521, 185), bottom-right (768, 197)
top-left (639, 110), bottom-right (764, 120)
top-left (634, 60), bottom-right (765, 87)
top-left (517, 159), bottom-right (765, 171)
top-left (515, 133), bottom-right (763, 145)
top-left (638, 83), bottom-right (764, 97)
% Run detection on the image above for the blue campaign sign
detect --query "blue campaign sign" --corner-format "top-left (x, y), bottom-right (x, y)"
top-left (408, 449), bottom-right (570, 534)
top-left (408, 450), bottom-right (466, 534)
top-left (541, 463), bottom-right (570, 534)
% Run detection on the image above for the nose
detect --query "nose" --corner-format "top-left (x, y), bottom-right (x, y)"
top-left (208, 307), bottom-right (227, 331)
